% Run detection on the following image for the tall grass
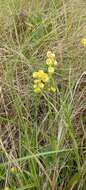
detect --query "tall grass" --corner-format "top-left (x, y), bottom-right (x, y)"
top-left (0, 0), bottom-right (86, 189)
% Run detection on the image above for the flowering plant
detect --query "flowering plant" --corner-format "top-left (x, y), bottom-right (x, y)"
top-left (32, 51), bottom-right (57, 94)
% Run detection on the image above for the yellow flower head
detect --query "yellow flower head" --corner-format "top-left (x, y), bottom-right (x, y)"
top-left (33, 70), bottom-right (49, 83)
top-left (38, 82), bottom-right (44, 89)
top-left (47, 51), bottom-right (52, 57)
top-left (48, 66), bottom-right (54, 74)
top-left (36, 70), bottom-right (49, 82)
top-left (54, 60), bottom-right (57, 66)
top-left (42, 73), bottom-right (49, 83)
top-left (33, 70), bottom-right (46, 79)
top-left (46, 51), bottom-right (57, 67)
top-left (81, 38), bottom-right (86, 47)
top-left (33, 84), bottom-right (37, 89)
top-left (33, 82), bottom-right (44, 89)
top-left (34, 87), bottom-right (41, 93)
top-left (4, 187), bottom-right (10, 190)
top-left (33, 72), bottom-right (39, 78)
top-left (48, 86), bottom-right (56, 93)
top-left (46, 58), bottom-right (53, 66)
top-left (34, 79), bottom-right (40, 84)
top-left (47, 51), bottom-right (55, 59)
top-left (37, 70), bottom-right (45, 78)
top-left (10, 166), bottom-right (17, 174)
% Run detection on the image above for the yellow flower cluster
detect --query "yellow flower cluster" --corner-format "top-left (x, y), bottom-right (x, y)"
top-left (46, 51), bottom-right (57, 65)
top-left (33, 70), bottom-right (49, 93)
top-left (81, 38), bottom-right (86, 47)
top-left (32, 51), bottom-right (57, 94)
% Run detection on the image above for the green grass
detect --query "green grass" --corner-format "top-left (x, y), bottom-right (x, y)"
top-left (0, 0), bottom-right (86, 189)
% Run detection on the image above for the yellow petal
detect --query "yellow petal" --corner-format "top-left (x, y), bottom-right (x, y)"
top-left (37, 70), bottom-right (45, 78)
top-left (48, 66), bottom-right (54, 74)
top-left (34, 87), bottom-right (41, 93)
top-left (33, 72), bottom-right (38, 78)
top-left (51, 53), bottom-right (55, 58)
top-left (46, 58), bottom-right (53, 66)
top-left (47, 51), bottom-right (55, 59)
top-left (34, 79), bottom-right (40, 84)
top-left (10, 167), bottom-right (17, 174)
top-left (38, 82), bottom-right (44, 89)
top-left (47, 51), bottom-right (52, 57)
top-left (42, 74), bottom-right (49, 83)
top-left (47, 86), bottom-right (56, 93)
top-left (54, 60), bottom-right (57, 66)
top-left (81, 38), bottom-right (86, 47)
top-left (33, 84), bottom-right (37, 88)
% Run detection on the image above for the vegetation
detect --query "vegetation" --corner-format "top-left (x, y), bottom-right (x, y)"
top-left (0, 0), bottom-right (86, 189)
